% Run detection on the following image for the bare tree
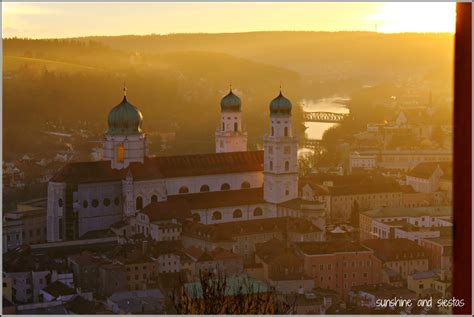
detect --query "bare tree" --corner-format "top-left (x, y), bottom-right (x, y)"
top-left (171, 270), bottom-right (296, 314)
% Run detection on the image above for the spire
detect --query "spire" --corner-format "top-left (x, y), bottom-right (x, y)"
top-left (229, 81), bottom-right (232, 93)
top-left (123, 82), bottom-right (127, 101)
top-left (279, 83), bottom-right (283, 96)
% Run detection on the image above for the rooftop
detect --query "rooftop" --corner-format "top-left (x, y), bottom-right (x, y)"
top-left (295, 241), bottom-right (370, 255)
top-left (141, 199), bottom-right (192, 221)
top-left (362, 239), bottom-right (427, 262)
top-left (168, 187), bottom-right (265, 210)
top-left (51, 150), bottom-right (263, 183)
top-left (42, 281), bottom-right (76, 297)
top-left (407, 161), bottom-right (452, 180)
top-left (361, 206), bottom-right (452, 219)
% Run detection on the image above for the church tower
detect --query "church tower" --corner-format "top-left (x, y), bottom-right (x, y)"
top-left (263, 91), bottom-right (299, 203)
top-left (103, 88), bottom-right (148, 169)
top-left (215, 87), bottom-right (248, 153)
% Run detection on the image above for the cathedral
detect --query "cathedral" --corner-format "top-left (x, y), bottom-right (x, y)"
top-left (46, 88), bottom-right (325, 242)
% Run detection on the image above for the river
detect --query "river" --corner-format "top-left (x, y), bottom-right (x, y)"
top-left (299, 96), bottom-right (350, 156)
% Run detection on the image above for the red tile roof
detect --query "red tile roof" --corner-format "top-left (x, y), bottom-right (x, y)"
top-left (168, 188), bottom-right (265, 209)
top-left (361, 238), bottom-right (428, 262)
top-left (141, 200), bottom-right (192, 222)
top-left (50, 151), bottom-right (263, 183)
top-left (407, 161), bottom-right (452, 179)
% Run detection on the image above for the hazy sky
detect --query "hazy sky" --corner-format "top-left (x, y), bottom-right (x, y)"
top-left (2, 2), bottom-right (456, 39)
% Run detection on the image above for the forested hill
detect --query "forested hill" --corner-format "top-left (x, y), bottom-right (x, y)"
top-left (3, 31), bottom-right (453, 160)
top-left (77, 31), bottom-right (453, 83)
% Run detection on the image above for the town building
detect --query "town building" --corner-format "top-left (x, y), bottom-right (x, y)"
top-left (362, 239), bottom-right (430, 282)
top-left (359, 206), bottom-right (452, 241)
top-left (182, 217), bottom-right (324, 260)
top-left (295, 241), bottom-right (383, 300)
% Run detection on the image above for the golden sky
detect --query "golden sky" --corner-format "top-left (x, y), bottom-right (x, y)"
top-left (2, 2), bottom-right (456, 39)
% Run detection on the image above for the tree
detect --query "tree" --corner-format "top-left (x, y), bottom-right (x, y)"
top-left (171, 270), bottom-right (296, 314)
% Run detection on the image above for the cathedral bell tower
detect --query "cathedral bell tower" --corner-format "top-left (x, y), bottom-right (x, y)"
top-left (215, 87), bottom-right (248, 153)
top-left (103, 88), bottom-right (148, 169)
top-left (263, 90), bottom-right (299, 203)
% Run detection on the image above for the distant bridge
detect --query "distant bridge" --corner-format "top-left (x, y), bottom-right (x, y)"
top-left (303, 111), bottom-right (348, 123)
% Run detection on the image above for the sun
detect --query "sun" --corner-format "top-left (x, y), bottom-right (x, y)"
top-left (372, 2), bottom-right (456, 33)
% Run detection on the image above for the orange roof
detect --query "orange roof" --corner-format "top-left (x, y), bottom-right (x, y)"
top-left (50, 150), bottom-right (263, 183)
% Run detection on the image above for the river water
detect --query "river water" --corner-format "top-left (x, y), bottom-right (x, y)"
top-left (299, 96), bottom-right (350, 155)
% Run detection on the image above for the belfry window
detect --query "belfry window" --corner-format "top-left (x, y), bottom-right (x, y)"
top-left (284, 127), bottom-right (288, 137)
top-left (234, 122), bottom-right (238, 132)
top-left (222, 122), bottom-right (225, 131)
top-left (271, 127), bottom-right (274, 136)
top-left (136, 196), bottom-right (143, 210)
top-left (117, 144), bottom-right (124, 163)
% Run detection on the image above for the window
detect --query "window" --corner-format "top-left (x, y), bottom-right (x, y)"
top-left (285, 161), bottom-right (289, 171)
top-left (212, 211), bottom-right (222, 220)
top-left (136, 196), bottom-right (143, 210)
top-left (222, 122), bottom-right (225, 131)
top-left (269, 146), bottom-right (273, 154)
top-left (103, 198), bottom-right (111, 207)
top-left (284, 146), bottom-right (291, 154)
top-left (234, 122), bottom-right (238, 132)
top-left (200, 185), bottom-right (210, 192)
top-left (192, 213), bottom-right (201, 222)
top-left (83, 200), bottom-right (88, 208)
top-left (58, 199), bottom-right (63, 207)
top-left (151, 195), bottom-right (158, 203)
top-left (117, 144), bottom-right (124, 163)
top-left (114, 197), bottom-right (120, 205)
top-left (253, 207), bottom-right (263, 217)
top-left (269, 161), bottom-right (273, 171)
top-left (233, 209), bottom-right (242, 218)
top-left (271, 127), bottom-right (274, 136)
top-left (92, 199), bottom-right (99, 208)
top-left (284, 127), bottom-right (288, 136)
top-left (179, 186), bottom-right (189, 194)
top-left (241, 181), bottom-right (250, 189)
top-left (221, 183), bottom-right (230, 191)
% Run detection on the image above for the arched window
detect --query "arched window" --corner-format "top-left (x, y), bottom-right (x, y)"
top-left (193, 213), bottom-right (201, 222)
top-left (136, 196), bottom-right (143, 210)
top-left (253, 207), bottom-right (263, 217)
top-left (117, 144), bottom-right (124, 163)
top-left (285, 161), bottom-right (290, 171)
top-left (58, 199), bottom-right (63, 207)
top-left (222, 122), bottom-right (225, 131)
top-left (151, 195), bottom-right (158, 203)
top-left (271, 127), bottom-right (274, 136)
top-left (92, 199), bottom-right (99, 208)
top-left (200, 185), bottom-right (210, 192)
top-left (241, 181), bottom-right (251, 189)
top-left (234, 122), bottom-right (238, 132)
top-left (83, 200), bottom-right (88, 209)
top-left (284, 127), bottom-right (288, 137)
top-left (179, 186), bottom-right (189, 194)
top-left (212, 211), bottom-right (222, 221)
top-left (221, 183), bottom-right (230, 191)
top-left (103, 198), bottom-right (111, 207)
top-left (270, 161), bottom-right (273, 171)
top-left (233, 209), bottom-right (242, 218)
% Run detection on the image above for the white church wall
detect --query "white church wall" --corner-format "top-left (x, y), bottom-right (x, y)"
top-left (47, 182), bottom-right (66, 242)
top-left (75, 182), bottom-right (123, 238)
top-left (165, 171), bottom-right (263, 196)
top-left (191, 203), bottom-right (276, 225)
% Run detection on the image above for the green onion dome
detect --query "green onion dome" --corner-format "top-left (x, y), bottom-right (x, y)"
top-left (220, 89), bottom-right (241, 112)
top-left (269, 91), bottom-right (292, 115)
top-left (107, 95), bottom-right (143, 135)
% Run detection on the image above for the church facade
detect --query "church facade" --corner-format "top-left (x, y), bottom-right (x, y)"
top-left (46, 88), bottom-right (325, 242)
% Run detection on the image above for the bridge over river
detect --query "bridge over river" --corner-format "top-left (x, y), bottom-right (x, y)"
top-left (302, 111), bottom-right (348, 123)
